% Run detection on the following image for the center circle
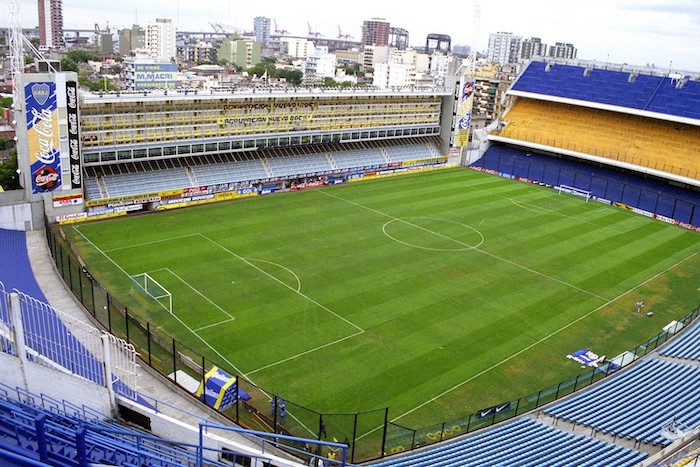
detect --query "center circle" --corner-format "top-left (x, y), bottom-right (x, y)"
top-left (382, 217), bottom-right (485, 251)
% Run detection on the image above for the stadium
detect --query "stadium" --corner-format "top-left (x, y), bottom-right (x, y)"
top-left (1, 56), bottom-right (699, 467)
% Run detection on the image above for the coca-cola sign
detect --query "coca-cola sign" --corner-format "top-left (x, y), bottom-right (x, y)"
top-left (25, 81), bottom-right (62, 193)
top-left (34, 166), bottom-right (60, 191)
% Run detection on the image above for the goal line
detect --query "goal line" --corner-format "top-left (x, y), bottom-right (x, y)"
top-left (131, 272), bottom-right (172, 314)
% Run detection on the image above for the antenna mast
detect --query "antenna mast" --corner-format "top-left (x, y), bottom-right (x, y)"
top-left (9, 0), bottom-right (23, 105)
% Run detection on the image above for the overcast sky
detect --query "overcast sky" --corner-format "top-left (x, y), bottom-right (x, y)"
top-left (6, 0), bottom-right (700, 72)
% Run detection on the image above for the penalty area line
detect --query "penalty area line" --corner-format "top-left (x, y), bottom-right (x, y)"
top-left (72, 226), bottom-right (249, 377)
top-left (246, 330), bottom-right (365, 376)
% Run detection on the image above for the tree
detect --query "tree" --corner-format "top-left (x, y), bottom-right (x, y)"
top-left (60, 58), bottom-right (78, 72)
top-left (67, 50), bottom-right (102, 63)
top-left (278, 69), bottom-right (302, 85)
top-left (0, 96), bottom-right (12, 110)
top-left (0, 149), bottom-right (20, 190)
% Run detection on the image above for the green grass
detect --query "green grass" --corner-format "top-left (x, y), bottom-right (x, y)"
top-left (64, 167), bottom-right (700, 433)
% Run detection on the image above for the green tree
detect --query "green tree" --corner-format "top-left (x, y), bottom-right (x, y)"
top-left (0, 149), bottom-right (20, 190)
top-left (0, 138), bottom-right (13, 151)
top-left (60, 58), bottom-right (78, 72)
top-left (0, 96), bottom-right (12, 110)
top-left (278, 69), bottom-right (302, 85)
top-left (67, 49), bottom-right (102, 63)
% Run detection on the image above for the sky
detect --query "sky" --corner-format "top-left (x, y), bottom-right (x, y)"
top-left (6, 0), bottom-right (700, 72)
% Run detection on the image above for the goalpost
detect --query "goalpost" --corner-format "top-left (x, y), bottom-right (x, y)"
top-left (557, 185), bottom-right (591, 202)
top-left (131, 273), bottom-right (172, 314)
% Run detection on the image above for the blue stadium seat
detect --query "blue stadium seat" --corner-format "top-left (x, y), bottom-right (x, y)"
top-left (659, 321), bottom-right (700, 361)
top-left (511, 61), bottom-right (700, 119)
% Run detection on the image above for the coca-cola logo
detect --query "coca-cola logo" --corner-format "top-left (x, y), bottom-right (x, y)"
top-left (34, 166), bottom-right (60, 191)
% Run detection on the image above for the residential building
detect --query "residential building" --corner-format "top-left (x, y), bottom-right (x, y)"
top-left (254, 17), bottom-right (271, 46)
top-left (218, 38), bottom-right (262, 69)
top-left (521, 37), bottom-right (547, 60)
top-left (146, 18), bottom-right (176, 62)
top-left (549, 42), bottom-right (577, 59)
top-left (486, 32), bottom-right (522, 64)
top-left (361, 18), bottom-right (390, 48)
top-left (118, 25), bottom-right (146, 56)
top-left (38, 0), bottom-right (64, 49)
top-left (280, 37), bottom-right (316, 60)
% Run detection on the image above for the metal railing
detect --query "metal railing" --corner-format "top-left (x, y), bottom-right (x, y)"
top-left (44, 218), bottom-right (700, 462)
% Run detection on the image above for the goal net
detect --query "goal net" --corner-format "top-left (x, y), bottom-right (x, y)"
top-left (131, 273), bottom-right (172, 313)
top-left (557, 185), bottom-right (591, 202)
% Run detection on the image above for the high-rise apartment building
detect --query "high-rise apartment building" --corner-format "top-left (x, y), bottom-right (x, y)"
top-left (549, 42), bottom-right (577, 59)
top-left (38, 0), bottom-right (64, 48)
top-left (486, 32), bottom-right (522, 65)
top-left (146, 18), bottom-right (177, 61)
top-left (119, 25), bottom-right (146, 56)
top-left (520, 37), bottom-right (547, 60)
top-left (361, 18), bottom-right (390, 48)
top-left (254, 17), bottom-right (271, 46)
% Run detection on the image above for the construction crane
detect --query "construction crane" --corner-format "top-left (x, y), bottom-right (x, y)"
top-left (273, 19), bottom-right (289, 36)
top-left (307, 22), bottom-right (323, 38)
top-left (337, 25), bottom-right (352, 40)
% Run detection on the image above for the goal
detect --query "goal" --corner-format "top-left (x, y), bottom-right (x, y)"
top-left (557, 185), bottom-right (591, 202)
top-left (131, 272), bottom-right (172, 313)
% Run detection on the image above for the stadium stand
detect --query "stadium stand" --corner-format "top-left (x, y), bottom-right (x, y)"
top-left (471, 145), bottom-right (700, 227)
top-left (510, 60), bottom-right (700, 120)
top-left (544, 358), bottom-right (700, 447)
top-left (659, 321), bottom-right (700, 361)
top-left (0, 229), bottom-right (46, 301)
top-left (493, 58), bottom-right (700, 183)
top-left (495, 98), bottom-right (700, 178)
top-left (0, 382), bottom-right (230, 467)
top-left (369, 417), bottom-right (647, 467)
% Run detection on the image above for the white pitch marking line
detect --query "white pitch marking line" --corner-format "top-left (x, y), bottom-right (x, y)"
top-left (320, 190), bottom-right (608, 301)
top-left (102, 233), bottom-right (202, 252)
top-left (72, 225), bottom-right (248, 377)
top-left (247, 330), bottom-right (365, 375)
top-left (199, 233), bottom-right (365, 333)
top-left (387, 248), bottom-right (700, 424)
top-left (164, 267), bottom-right (235, 320)
top-left (195, 318), bottom-right (236, 332)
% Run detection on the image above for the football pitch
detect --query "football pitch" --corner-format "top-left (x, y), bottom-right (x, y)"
top-left (64, 167), bottom-right (700, 430)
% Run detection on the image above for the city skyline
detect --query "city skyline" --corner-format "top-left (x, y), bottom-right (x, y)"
top-left (4, 0), bottom-right (700, 72)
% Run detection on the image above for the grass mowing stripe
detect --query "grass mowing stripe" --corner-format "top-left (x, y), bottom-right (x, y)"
top-left (66, 168), bottom-right (699, 429)
top-left (319, 188), bottom-right (609, 301)
top-left (386, 247), bottom-right (700, 425)
top-left (72, 225), bottom-right (250, 378)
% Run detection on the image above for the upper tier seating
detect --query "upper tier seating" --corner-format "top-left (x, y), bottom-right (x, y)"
top-left (511, 61), bottom-right (700, 120)
top-left (0, 382), bottom-right (228, 467)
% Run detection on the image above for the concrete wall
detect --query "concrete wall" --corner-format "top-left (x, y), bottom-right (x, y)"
top-left (0, 351), bottom-right (113, 416)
